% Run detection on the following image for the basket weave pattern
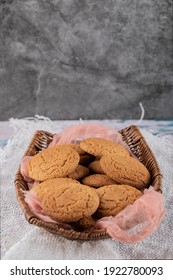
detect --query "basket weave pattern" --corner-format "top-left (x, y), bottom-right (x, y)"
top-left (14, 125), bottom-right (162, 240)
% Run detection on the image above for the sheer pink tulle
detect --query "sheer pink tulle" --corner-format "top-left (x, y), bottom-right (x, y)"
top-left (95, 187), bottom-right (166, 244)
top-left (20, 156), bottom-right (39, 189)
top-left (20, 156), bottom-right (33, 182)
top-left (27, 180), bottom-right (40, 190)
top-left (49, 123), bottom-right (132, 155)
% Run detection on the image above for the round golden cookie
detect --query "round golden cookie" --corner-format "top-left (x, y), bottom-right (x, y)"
top-left (88, 160), bottom-right (105, 174)
top-left (95, 184), bottom-right (142, 218)
top-left (27, 145), bottom-right (80, 181)
top-left (32, 179), bottom-right (99, 223)
top-left (81, 174), bottom-right (117, 188)
top-left (80, 137), bottom-right (129, 158)
top-left (67, 165), bottom-right (90, 180)
top-left (100, 154), bottom-right (151, 189)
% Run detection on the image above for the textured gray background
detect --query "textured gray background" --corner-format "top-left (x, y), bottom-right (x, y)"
top-left (0, 0), bottom-right (173, 120)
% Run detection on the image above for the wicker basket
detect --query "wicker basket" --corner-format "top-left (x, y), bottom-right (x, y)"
top-left (14, 125), bottom-right (162, 240)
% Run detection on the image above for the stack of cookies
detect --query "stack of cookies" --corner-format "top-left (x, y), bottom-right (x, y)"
top-left (25, 138), bottom-right (151, 231)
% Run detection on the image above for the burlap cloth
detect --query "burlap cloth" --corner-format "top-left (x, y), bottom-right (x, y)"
top-left (1, 117), bottom-right (173, 259)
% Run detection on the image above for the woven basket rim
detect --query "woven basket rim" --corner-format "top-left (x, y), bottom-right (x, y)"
top-left (14, 125), bottom-right (162, 240)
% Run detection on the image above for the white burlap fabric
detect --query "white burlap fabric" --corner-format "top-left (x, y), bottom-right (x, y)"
top-left (1, 117), bottom-right (173, 259)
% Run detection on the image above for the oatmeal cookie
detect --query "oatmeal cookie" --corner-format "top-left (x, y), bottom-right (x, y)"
top-left (80, 137), bottom-right (129, 158)
top-left (95, 184), bottom-right (142, 218)
top-left (100, 154), bottom-right (151, 189)
top-left (27, 145), bottom-right (80, 181)
top-left (81, 174), bottom-right (117, 188)
top-left (32, 179), bottom-right (99, 223)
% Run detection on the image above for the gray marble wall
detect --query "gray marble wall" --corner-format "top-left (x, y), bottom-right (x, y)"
top-left (0, 0), bottom-right (173, 120)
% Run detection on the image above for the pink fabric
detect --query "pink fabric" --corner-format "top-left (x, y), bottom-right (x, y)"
top-left (27, 180), bottom-right (40, 190)
top-left (25, 189), bottom-right (43, 215)
top-left (95, 187), bottom-right (166, 244)
top-left (20, 156), bottom-right (33, 182)
top-left (20, 156), bottom-right (40, 189)
top-left (49, 123), bottom-right (132, 155)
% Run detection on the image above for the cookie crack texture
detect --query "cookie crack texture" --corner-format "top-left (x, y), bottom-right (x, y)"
top-left (33, 180), bottom-right (99, 223)
top-left (40, 153), bottom-right (47, 164)
top-left (100, 155), bottom-right (150, 189)
top-left (95, 185), bottom-right (142, 218)
top-left (61, 158), bottom-right (68, 168)
top-left (80, 138), bottom-right (129, 158)
top-left (27, 146), bottom-right (80, 181)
